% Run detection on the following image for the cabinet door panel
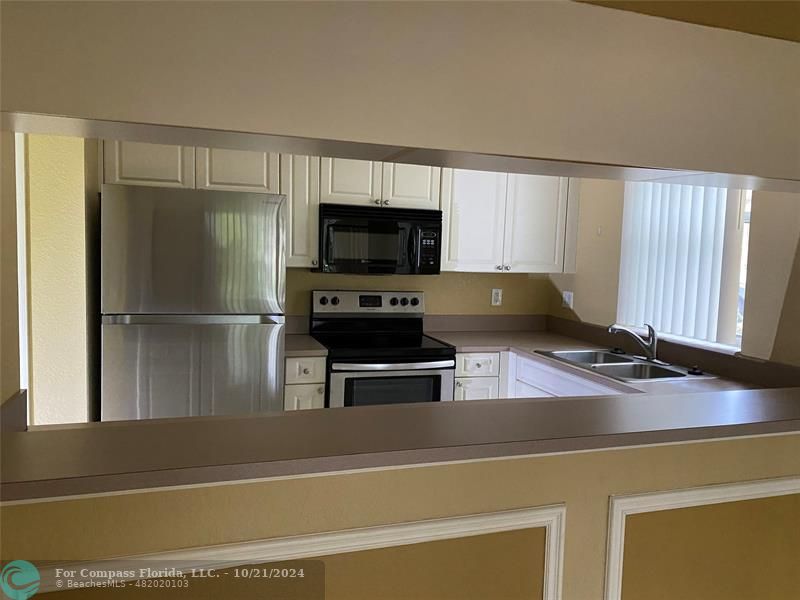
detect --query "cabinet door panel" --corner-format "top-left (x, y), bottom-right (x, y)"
top-left (382, 163), bottom-right (441, 209)
top-left (196, 148), bottom-right (279, 193)
top-left (441, 169), bottom-right (507, 272)
top-left (516, 355), bottom-right (623, 397)
top-left (503, 175), bottom-right (568, 273)
top-left (281, 155), bottom-right (320, 268)
top-left (284, 384), bottom-right (325, 410)
top-left (514, 379), bottom-right (553, 399)
top-left (104, 140), bottom-right (195, 188)
top-left (320, 158), bottom-right (382, 205)
top-left (454, 377), bottom-right (499, 401)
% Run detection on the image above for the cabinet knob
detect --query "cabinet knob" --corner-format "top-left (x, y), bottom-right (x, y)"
top-left (504, 265), bottom-right (511, 271)
top-left (475, 363), bottom-right (482, 369)
top-left (374, 199), bottom-right (382, 205)
top-left (383, 200), bottom-right (389, 206)
top-left (302, 367), bottom-right (310, 375)
top-left (495, 265), bottom-right (502, 271)
top-left (317, 387), bottom-right (324, 395)
top-left (311, 259), bottom-right (318, 266)
top-left (456, 381), bottom-right (463, 388)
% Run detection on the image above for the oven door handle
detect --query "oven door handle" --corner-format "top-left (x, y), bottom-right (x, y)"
top-left (331, 360), bottom-right (455, 371)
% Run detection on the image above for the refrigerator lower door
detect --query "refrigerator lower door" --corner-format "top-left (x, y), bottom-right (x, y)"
top-left (101, 317), bottom-right (284, 421)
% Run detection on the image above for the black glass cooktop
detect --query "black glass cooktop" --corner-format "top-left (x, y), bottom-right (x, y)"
top-left (311, 332), bottom-right (455, 360)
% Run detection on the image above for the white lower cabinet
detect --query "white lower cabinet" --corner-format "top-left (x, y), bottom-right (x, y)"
top-left (284, 383), bottom-right (325, 411)
top-left (454, 377), bottom-right (499, 401)
top-left (284, 355), bottom-right (326, 410)
top-left (512, 353), bottom-right (624, 398)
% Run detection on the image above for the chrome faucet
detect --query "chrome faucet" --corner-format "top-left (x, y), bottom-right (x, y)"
top-left (608, 324), bottom-right (658, 361)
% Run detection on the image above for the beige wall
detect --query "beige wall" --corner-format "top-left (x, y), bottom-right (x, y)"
top-left (622, 494), bottom-right (800, 600)
top-left (26, 134), bottom-right (88, 424)
top-left (740, 191), bottom-right (800, 361)
top-left (2, 2), bottom-right (798, 180)
top-left (3, 434), bottom-right (799, 599)
top-left (286, 269), bottom-right (551, 316)
top-left (771, 234), bottom-right (800, 366)
top-left (549, 178), bottom-right (625, 325)
top-left (0, 131), bottom-right (20, 402)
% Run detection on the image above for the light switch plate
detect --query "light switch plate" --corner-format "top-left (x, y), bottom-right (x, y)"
top-left (491, 288), bottom-right (503, 306)
top-left (562, 290), bottom-right (574, 309)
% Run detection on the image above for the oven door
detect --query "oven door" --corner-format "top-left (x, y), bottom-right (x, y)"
top-left (328, 360), bottom-right (455, 408)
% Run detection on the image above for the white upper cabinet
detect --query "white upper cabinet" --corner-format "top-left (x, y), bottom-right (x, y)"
top-left (281, 155), bottom-right (320, 268)
top-left (320, 158), bottom-right (441, 209)
top-left (103, 140), bottom-right (195, 188)
top-left (196, 148), bottom-right (279, 194)
top-left (320, 158), bottom-right (382, 206)
top-left (442, 168), bottom-right (574, 274)
top-left (382, 163), bottom-right (441, 209)
top-left (503, 174), bottom-right (568, 273)
top-left (441, 169), bottom-right (507, 272)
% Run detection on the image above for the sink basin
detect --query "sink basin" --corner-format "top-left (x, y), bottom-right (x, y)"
top-left (549, 350), bottom-right (633, 364)
top-left (591, 363), bottom-right (686, 381)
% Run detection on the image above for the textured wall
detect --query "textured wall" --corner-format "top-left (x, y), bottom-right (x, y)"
top-left (286, 269), bottom-right (551, 316)
top-left (2, 2), bottom-right (798, 180)
top-left (26, 134), bottom-right (88, 424)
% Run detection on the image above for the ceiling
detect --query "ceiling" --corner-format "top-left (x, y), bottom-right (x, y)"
top-left (580, 1), bottom-right (800, 43)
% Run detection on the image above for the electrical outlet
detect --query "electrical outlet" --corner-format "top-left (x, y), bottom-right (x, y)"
top-left (561, 290), bottom-right (574, 309)
top-left (491, 288), bottom-right (503, 306)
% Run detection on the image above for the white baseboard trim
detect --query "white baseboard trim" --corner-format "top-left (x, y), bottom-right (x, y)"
top-left (39, 504), bottom-right (566, 598)
top-left (604, 476), bottom-right (800, 600)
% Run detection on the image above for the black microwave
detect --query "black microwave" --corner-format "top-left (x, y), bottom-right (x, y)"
top-left (319, 204), bottom-right (442, 274)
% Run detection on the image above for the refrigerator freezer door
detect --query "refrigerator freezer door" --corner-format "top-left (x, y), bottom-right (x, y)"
top-left (101, 320), bottom-right (284, 421)
top-left (101, 184), bottom-right (285, 315)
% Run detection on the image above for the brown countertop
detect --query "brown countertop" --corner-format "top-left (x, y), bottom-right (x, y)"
top-left (285, 334), bottom-right (327, 357)
top-left (4, 387), bottom-right (800, 502)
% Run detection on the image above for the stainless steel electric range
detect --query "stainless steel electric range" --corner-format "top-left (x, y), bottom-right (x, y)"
top-left (309, 290), bottom-right (455, 408)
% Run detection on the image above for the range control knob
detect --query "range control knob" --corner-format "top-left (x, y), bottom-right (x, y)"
top-left (331, 296), bottom-right (340, 306)
top-left (319, 296), bottom-right (329, 306)
top-left (390, 297), bottom-right (399, 306)
top-left (410, 297), bottom-right (420, 306)
top-left (400, 297), bottom-right (409, 306)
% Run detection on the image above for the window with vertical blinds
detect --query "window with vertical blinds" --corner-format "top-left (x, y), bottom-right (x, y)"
top-left (617, 182), bottom-right (746, 346)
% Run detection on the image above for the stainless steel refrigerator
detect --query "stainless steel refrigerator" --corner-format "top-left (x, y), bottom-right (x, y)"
top-left (100, 184), bottom-right (285, 421)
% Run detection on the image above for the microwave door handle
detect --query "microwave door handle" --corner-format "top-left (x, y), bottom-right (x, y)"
top-left (410, 227), bottom-right (421, 270)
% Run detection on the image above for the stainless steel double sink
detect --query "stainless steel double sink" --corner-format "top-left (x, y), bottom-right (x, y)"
top-left (537, 349), bottom-right (706, 383)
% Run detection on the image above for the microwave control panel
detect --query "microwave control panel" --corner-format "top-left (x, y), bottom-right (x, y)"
top-left (418, 229), bottom-right (441, 272)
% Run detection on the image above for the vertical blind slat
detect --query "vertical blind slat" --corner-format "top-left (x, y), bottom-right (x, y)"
top-left (618, 182), bottom-right (729, 343)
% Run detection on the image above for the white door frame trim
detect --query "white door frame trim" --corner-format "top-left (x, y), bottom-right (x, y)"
top-left (604, 476), bottom-right (800, 600)
top-left (38, 504), bottom-right (566, 598)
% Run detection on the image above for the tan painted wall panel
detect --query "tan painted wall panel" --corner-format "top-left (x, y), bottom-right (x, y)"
top-left (2, 2), bottom-right (798, 180)
top-left (286, 270), bottom-right (551, 316)
top-left (51, 529), bottom-right (546, 600)
top-left (3, 434), bottom-right (799, 600)
top-left (622, 494), bottom-right (800, 600)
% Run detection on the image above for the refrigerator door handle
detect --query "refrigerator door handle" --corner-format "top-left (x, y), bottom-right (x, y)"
top-left (102, 315), bottom-right (285, 325)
